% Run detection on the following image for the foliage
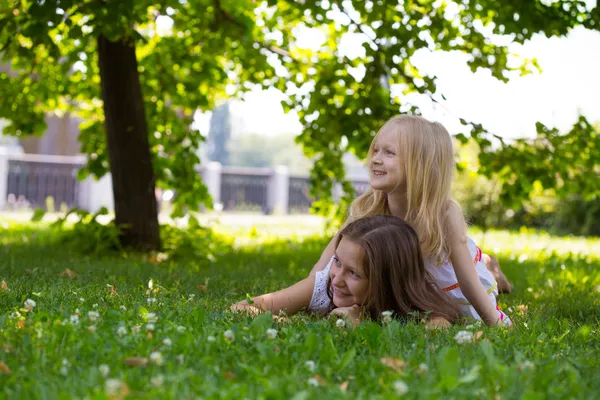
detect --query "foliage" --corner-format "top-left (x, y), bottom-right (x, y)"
top-left (454, 134), bottom-right (600, 236)
top-left (1, 222), bottom-right (600, 397)
top-left (0, 0), bottom-right (275, 219)
top-left (49, 207), bottom-right (123, 254)
top-left (263, 1), bottom-right (600, 219)
top-left (478, 117), bottom-right (600, 210)
top-left (0, 0), bottom-right (599, 224)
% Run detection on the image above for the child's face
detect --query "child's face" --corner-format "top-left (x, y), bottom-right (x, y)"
top-left (330, 238), bottom-right (369, 308)
top-left (370, 128), bottom-right (404, 193)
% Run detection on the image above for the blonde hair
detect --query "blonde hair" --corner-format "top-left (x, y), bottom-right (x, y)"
top-left (349, 115), bottom-right (464, 264)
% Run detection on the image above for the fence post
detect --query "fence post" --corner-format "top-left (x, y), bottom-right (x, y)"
top-left (78, 173), bottom-right (114, 213)
top-left (202, 162), bottom-right (222, 207)
top-left (267, 165), bottom-right (289, 215)
top-left (333, 182), bottom-right (343, 203)
top-left (0, 148), bottom-right (8, 211)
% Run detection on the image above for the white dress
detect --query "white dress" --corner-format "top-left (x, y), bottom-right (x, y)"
top-left (426, 237), bottom-right (512, 326)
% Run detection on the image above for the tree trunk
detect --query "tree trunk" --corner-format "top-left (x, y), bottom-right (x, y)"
top-left (97, 35), bottom-right (161, 251)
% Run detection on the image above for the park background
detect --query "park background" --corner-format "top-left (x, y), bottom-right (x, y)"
top-left (1, 1), bottom-right (600, 398)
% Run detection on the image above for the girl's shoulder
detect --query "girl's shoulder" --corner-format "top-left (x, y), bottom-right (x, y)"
top-left (443, 200), bottom-right (468, 239)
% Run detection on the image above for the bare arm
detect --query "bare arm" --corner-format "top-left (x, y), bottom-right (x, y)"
top-left (446, 208), bottom-right (499, 326)
top-left (230, 274), bottom-right (316, 316)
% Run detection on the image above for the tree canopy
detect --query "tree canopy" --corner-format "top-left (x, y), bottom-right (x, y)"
top-left (1, 0), bottom-right (598, 248)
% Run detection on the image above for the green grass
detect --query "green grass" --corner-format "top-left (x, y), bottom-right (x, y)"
top-left (0, 219), bottom-right (599, 399)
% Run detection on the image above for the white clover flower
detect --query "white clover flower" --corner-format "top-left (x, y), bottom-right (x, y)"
top-left (149, 351), bottom-right (164, 365)
top-left (10, 311), bottom-right (22, 319)
top-left (105, 379), bottom-right (124, 396)
top-left (181, 137), bottom-right (192, 148)
top-left (304, 360), bottom-right (316, 372)
top-left (93, 303), bottom-right (98, 308)
top-left (417, 363), bottom-right (429, 374)
top-left (266, 328), bottom-right (278, 339)
top-left (99, 364), bottom-right (110, 378)
top-left (382, 310), bottom-right (393, 323)
top-left (307, 377), bottom-right (319, 387)
top-left (151, 374), bottom-right (164, 388)
top-left (162, 338), bottom-right (172, 346)
top-left (70, 314), bottom-right (80, 325)
top-left (520, 360), bottom-right (535, 370)
top-left (454, 330), bottom-right (474, 344)
top-left (79, 297), bottom-right (85, 302)
top-left (88, 311), bottom-right (100, 322)
top-left (393, 380), bottom-right (409, 396)
top-left (147, 297), bottom-right (157, 305)
top-left (176, 354), bottom-right (184, 364)
top-left (336, 318), bottom-right (346, 328)
top-left (88, 325), bottom-right (97, 333)
top-left (146, 312), bottom-right (158, 323)
top-left (177, 325), bottom-right (186, 332)
top-left (75, 308), bottom-right (80, 314)
top-left (131, 325), bottom-right (141, 334)
top-left (60, 358), bottom-right (69, 376)
top-left (24, 298), bottom-right (36, 311)
top-left (207, 335), bottom-right (216, 342)
top-left (117, 326), bottom-right (127, 337)
top-left (120, 305), bottom-right (127, 312)
top-left (224, 330), bottom-right (235, 341)
top-left (146, 323), bottom-right (155, 331)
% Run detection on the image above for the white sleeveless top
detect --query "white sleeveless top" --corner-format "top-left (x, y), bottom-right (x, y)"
top-left (426, 236), bottom-right (511, 326)
top-left (308, 257), bottom-right (334, 315)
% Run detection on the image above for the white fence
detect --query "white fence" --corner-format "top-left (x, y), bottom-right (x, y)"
top-left (0, 150), bottom-right (370, 214)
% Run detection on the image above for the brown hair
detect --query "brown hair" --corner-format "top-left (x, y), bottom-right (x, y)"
top-left (328, 215), bottom-right (459, 322)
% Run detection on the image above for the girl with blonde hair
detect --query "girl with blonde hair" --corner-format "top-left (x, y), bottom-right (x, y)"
top-left (310, 115), bottom-right (511, 326)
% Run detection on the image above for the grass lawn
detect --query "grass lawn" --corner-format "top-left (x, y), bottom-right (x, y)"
top-left (0, 216), bottom-right (599, 399)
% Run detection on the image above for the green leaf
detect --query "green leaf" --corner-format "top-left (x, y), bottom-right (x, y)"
top-left (437, 347), bottom-right (460, 390)
top-left (251, 311), bottom-right (273, 332)
top-left (138, 306), bottom-right (148, 318)
top-left (338, 348), bottom-right (356, 371)
top-left (31, 208), bottom-right (46, 222)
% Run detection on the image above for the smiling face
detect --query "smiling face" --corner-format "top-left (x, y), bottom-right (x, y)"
top-left (329, 237), bottom-right (369, 308)
top-left (369, 127), bottom-right (404, 193)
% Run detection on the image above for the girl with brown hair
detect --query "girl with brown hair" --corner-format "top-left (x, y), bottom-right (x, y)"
top-left (231, 215), bottom-right (460, 327)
